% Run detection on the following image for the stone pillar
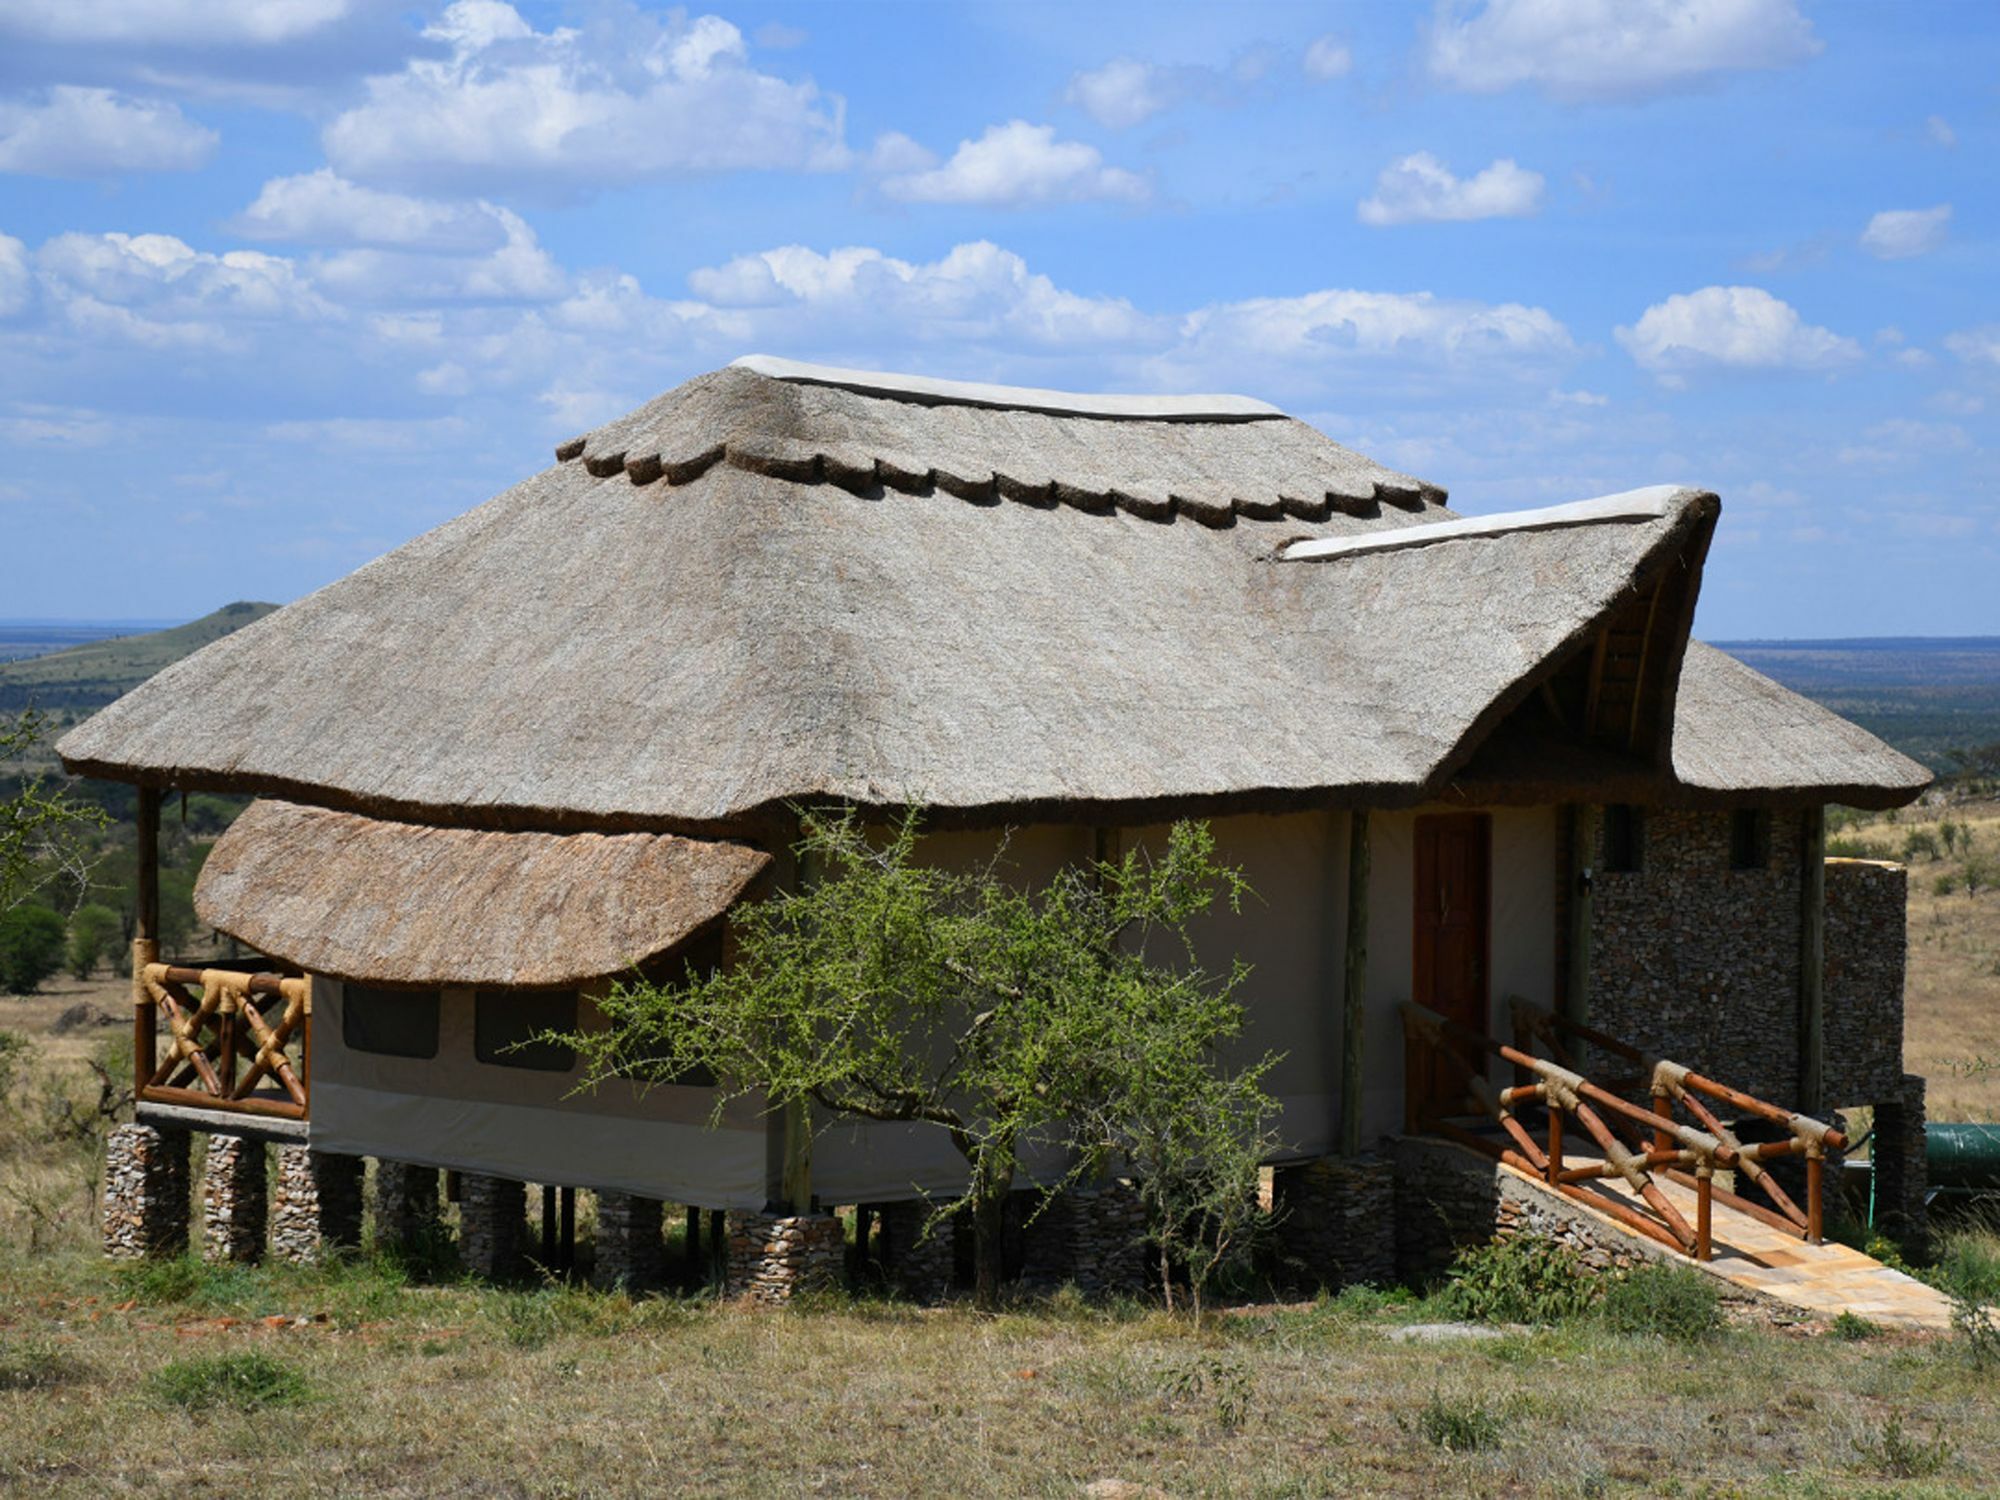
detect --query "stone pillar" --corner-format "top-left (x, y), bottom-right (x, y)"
top-left (459, 1174), bottom-right (527, 1280)
top-left (1019, 1180), bottom-right (1148, 1296)
top-left (372, 1160), bottom-right (441, 1255)
top-left (200, 1134), bottom-right (267, 1264)
top-left (875, 1199), bottom-right (954, 1301)
top-left (593, 1192), bottom-right (665, 1289)
top-left (1873, 1073), bottom-right (1929, 1245)
top-left (724, 1211), bottom-right (844, 1304)
top-left (102, 1122), bottom-right (190, 1260)
top-left (270, 1146), bottom-right (363, 1264)
top-left (1270, 1155), bottom-right (1397, 1291)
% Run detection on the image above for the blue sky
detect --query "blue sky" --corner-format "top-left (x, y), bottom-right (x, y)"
top-left (0, 0), bottom-right (1993, 637)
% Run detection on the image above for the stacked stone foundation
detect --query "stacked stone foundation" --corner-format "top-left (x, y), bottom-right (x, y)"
top-left (873, 1199), bottom-right (955, 1301)
top-left (724, 1211), bottom-right (844, 1303)
top-left (459, 1174), bottom-right (527, 1279)
top-left (1269, 1155), bottom-right (1397, 1290)
top-left (271, 1146), bottom-right (363, 1264)
top-left (372, 1160), bottom-right (441, 1256)
top-left (103, 1123), bottom-right (190, 1261)
top-left (1019, 1179), bottom-right (1148, 1296)
top-left (200, 1134), bottom-right (267, 1263)
top-left (593, 1192), bottom-right (666, 1289)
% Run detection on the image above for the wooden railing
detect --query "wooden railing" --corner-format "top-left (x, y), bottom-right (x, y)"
top-left (135, 963), bottom-right (310, 1120)
top-left (1400, 997), bottom-right (1842, 1260)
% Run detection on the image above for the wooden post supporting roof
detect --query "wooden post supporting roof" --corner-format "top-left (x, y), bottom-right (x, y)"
top-left (131, 785), bottom-right (161, 1107)
top-left (1799, 806), bottom-right (1826, 1116)
top-left (1563, 805), bottom-right (1595, 1065)
top-left (1339, 809), bottom-right (1370, 1158)
top-left (776, 834), bottom-right (814, 1215)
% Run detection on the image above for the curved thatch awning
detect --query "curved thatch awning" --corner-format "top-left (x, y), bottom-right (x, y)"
top-left (195, 801), bottom-right (770, 988)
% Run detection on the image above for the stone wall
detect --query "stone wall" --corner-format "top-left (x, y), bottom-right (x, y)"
top-left (1872, 1073), bottom-right (1929, 1244)
top-left (200, 1134), bottom-right (267, 1263)
top-left (1269, 1156), bottom-right (1397, 1291)
top-left (874, 1199), bottom-right (955, 1301)
top-left (102, 1123), bottom-right (190, 1260)
top-left (592, 1192), bottom-right (665, 1289)
top-left (1018, 1180), bottom-right (1149, 1296)
top-left (1824, 859), bottom-right (1908, 1106)
top-left (271, 1146), bottom-right (363, 1264)
top-left (1586, 809), bottom-right (1804, 1107)
top-left (724, 1212), bottom-right (844, 1303)
top-left (459, 1174), bottom-right (527, 1279)
top-left (372, 1160), bottom-right (441, 1255)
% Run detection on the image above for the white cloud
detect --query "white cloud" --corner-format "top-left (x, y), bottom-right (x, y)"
top-left (1303, 35), bottom-right (1352, 81)
top-left (1860, 205), bottom-right (1951, 261)
top-left (1835, 418), bottom-right (1971, 467)
top-left (1066, 59), bottom-right (1171, 129)
top-left (232, 170), bottom-right (510, 253)
top-left (1927, 115), bottom-right (1957, 148)
top-left (0, 233), bottom-right (30, 317)
top-left (0, 0), bottom-right (353, 45)
top-left (33, 231), bottom-right (334, 349)
top-left (1357, 153), bottom-right (1544, 226)
top-left (322, 1), bottom-right (848, 193)
top-left (880, 121), bottom-right (1147, 207)
top-left (1946, 327), bottom-right (2000, 369)
top-left (1549, 387), bottom-right (1609, 407)
top-left (863, 132), bottom-right (935, 175)
top-left (1428, 0), bottom-right (1820, 101)
top-left (0, 87), bottom-right (217, 176)
top-left (1617, 286), bottom-right (1860, 382)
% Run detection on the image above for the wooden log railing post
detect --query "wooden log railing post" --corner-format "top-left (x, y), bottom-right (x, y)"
top-left (1806, 1151), bottom-right (1824, 1245)
top-left (1563, 804), bottom-right (1595, 1073)
top-left (1695, 1167), bottom-right (1713, 1262)
top-left (1340, 808), bottom-right (1370, 1158)
top-left (133, 785), bottom-right (161, 1106)
top-left (1547, 1105), bottom-right (1563, 1187)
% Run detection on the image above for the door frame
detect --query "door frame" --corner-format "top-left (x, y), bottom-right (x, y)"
top-left (1405, 810), bottom-right (1493, 1128)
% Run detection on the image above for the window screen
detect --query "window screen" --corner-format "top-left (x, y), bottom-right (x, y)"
top-left (474, 990), bottom-right (577, 1071)
top-left (342, 986), bottom-right (440, 1059)
top-left (1730, 809), bottom-right (1770, 871)
top-left (1603, 805), bottom-right (1644, 874)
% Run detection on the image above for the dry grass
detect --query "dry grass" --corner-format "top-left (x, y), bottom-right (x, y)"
top-left (3, 1247), bottom-right (1999, 1498)
top-left (1838, 796), bottom-right (2000, 1121)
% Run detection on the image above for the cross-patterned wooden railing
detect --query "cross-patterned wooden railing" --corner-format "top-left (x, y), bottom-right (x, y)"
top-left (1400, 997), bottom-right (1842, 1261)
top-left (135, 964), bottom-right (310, 1120)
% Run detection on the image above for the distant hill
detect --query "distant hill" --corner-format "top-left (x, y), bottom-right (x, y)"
top-left (1712, 637), bottom-right (2000, 776)
top-left (0, 602), bottom-right (279, 724)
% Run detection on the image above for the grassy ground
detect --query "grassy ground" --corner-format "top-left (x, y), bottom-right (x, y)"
top-left (3, 1245), bottom-right (1999, 1498)
top-left (1834, 796), bottom-right (2000, 1122)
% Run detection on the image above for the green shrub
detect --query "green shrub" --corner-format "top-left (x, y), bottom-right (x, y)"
top-left (1438, 1235), bottom-right (1599, 1325)
top-left (1901, 828), bottom-right (1942, 864)
top-left (115, 1254), bottom-right (261, 1312)
top-left (1933, 1230), bottom-right (2000, 1305)
top-left (1407, 1389), bottom-right (1501, 1452)
top-left (1596, 1263), bottom-right (1723, 1341)
top-left (1830, 1311), bottom-right (1880, 1341)
top-left (149, 1351), bottom-right (311, 1412)
top-left (1852, 1410), bottom-right (1952, 1479)
top-left (0, 904), bottom-right (66, 994)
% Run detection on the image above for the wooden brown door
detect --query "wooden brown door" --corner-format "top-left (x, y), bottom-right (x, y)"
top-left (1407, 812), bottom-right (1492, 1125)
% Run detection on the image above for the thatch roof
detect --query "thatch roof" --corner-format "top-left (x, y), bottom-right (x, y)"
top-left (194, 800), bottom-right (768, 988)
top-left (60, 359), bottom-right (1925, 826)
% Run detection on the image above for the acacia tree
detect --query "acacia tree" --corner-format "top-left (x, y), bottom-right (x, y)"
top-left (566, 810), bottom-right (1279, 1308)
top-left (1, 709), bottom-right (105, 917)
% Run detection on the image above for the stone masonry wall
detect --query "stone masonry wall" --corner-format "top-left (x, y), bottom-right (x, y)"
top-left (1823, 858), bottom-right (1908, 1106)
top-left (270, 1147), bottom-right (363, 1264)
top-left (592, 1192), bottom-right (666, 1290)
top-left (724, 1212), bottom-right (844, 1303)
top-left (874, 1199), bottom-right (955, 1301)
top-left (1269, 1156), bottom-right (1397, 1291)
top-left (201, 1134), bottom-right (267, 1264)
top-left (1018, 1181), bottom-right (1149, 1296)
top-left (372, 1160), bottom-right (441, 1256)
top-left (102, 1123), bottom-right (190, 1260)
top-left (1587, 809), bottom-right (1804, 1107)
top-left (459, 1174), bottom-right (527, 1280)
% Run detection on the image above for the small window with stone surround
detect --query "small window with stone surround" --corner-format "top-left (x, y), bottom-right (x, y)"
top-left (1603, 804), bottom-right (1644, 874)
top-left (1730, 808), bottom-right (1770, 871)
top-left (474, 989), bottom-right (577, 1071)
top-left (343, 986), bottom-right (440, 1058)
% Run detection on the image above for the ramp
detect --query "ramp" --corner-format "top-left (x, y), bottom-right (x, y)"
top-left (1503, 1158), bottom-right (1953, 1331)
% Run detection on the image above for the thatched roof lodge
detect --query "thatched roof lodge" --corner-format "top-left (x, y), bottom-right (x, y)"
top-left (67, 356), bottom-right (1932, 1286)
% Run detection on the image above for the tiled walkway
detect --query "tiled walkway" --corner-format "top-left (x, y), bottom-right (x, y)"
top-left (1501, 1160), bottom-right (1955, 1331)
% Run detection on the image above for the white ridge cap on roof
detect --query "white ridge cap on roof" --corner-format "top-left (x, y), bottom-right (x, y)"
top-left (730, 353), bottom-right (1286, 421)
top-left (1279, 486), bottom-right (1688, 563)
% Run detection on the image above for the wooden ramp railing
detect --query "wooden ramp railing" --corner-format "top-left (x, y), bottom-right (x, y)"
top-left (1399, 998), bottom-right (1841, 1261)
top-left (136, 964), bottom-right (310, 1121)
